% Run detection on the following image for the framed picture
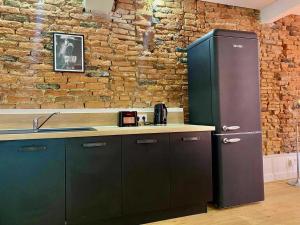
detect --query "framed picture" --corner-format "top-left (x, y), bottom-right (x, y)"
top-left (53, 33), bottom-right (84, 72)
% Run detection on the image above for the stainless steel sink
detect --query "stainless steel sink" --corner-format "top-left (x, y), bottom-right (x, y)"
top-left (0, 127), bottom-right (97, 135)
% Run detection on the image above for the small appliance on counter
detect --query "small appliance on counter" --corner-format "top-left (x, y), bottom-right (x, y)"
top-left (118, 111), bottom-right (138, 127)
top-left (154, 103), bottom-right (168, 125)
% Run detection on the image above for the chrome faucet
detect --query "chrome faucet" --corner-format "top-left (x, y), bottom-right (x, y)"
top-left (33, 112), bottom-right (60, 132)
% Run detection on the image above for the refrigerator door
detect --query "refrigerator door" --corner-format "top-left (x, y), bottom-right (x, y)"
top-left (212, 132), bottom-right (264, 208)
top-left (212, 36), bottom-right (261, 133)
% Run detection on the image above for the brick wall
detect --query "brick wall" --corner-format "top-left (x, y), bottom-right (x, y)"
top-left (0, 0), bottom-right (299, 154)
top-left (260, 16), bottom-right (300, 154)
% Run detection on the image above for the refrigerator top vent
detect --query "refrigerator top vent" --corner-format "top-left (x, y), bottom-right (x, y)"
top-left (187, 29), bottom-right (257, 50)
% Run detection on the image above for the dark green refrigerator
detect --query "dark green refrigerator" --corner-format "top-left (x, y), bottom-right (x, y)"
top-left (187, 29), bottom-right (264, 208)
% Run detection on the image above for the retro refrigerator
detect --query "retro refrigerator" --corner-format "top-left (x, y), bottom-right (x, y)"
top-left (187, 29), bottom-right (264, 208)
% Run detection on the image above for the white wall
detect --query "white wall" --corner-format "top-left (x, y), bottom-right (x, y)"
top-left (263, 153), bottom-right (300, 182)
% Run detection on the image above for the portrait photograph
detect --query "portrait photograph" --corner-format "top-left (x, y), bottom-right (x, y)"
top-left (53, 33), bottom-right (84, 72)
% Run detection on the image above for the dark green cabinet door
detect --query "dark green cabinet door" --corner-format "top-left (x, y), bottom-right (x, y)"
top-left (0, 139), bottom-right (65, 225)
top-left (170, 132), bottom-right (212, 208)
top-left (122, 134), bottom-right (170, 215)
top-left (66, 136), bottom-right (122, 224)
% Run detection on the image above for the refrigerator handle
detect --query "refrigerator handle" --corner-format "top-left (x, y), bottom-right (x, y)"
top-left (223, 138), bottom-right (241, 144)
top-left (222, 125), bottom-right (240, 132)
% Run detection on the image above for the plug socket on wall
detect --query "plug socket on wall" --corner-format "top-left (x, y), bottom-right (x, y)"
top-left (288, 159), bottom-right (293, 167)
top-left (137, 114), bottom-right (148, 125)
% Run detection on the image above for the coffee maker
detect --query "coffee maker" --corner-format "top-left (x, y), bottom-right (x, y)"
top-left (154, 103), bottom-right (168, 125)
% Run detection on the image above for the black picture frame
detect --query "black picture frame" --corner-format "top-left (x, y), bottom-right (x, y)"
top-left (53, 33), bottom-right (85, 73)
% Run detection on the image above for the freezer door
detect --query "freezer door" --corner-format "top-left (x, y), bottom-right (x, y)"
top-left (212, 36), bottom-right (261, 133)
top-left (212, 132), bottom-right (264, 208)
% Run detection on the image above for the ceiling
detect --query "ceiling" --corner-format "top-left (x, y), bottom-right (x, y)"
top-left (202, 0), bottom-right (300, 23)
top-left (203, 0), bottom-right (275, 10)
top-left (289, 5), bottom-right (300, 16)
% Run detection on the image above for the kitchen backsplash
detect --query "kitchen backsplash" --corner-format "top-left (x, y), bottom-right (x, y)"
top-left (0, 0), bottom-right (300, 154)
top-left (0, 108), bottom-right (184, 129)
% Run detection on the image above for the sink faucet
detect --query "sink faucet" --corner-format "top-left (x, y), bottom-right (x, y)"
top-left (33, 112), bottom-right (60, 132)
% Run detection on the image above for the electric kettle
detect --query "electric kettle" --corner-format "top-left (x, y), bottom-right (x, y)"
top-left (154, 103), bottom-right (168, 125)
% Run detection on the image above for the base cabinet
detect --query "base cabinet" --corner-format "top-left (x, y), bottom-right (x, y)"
top-left (0, 139), bottom-right (65, 225)
top-left (122, 134), bottom-right (170, 215)
top-left (66, 136), bottom-right (122, 224)
top-left (0, 131), bottom-right (212, 225)
top-left (170, 132), bottom-right (212, 208)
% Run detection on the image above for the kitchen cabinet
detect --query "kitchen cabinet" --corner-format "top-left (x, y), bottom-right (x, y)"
top-left (170, 132), bottom-right (212, 208)
top-left (0, 139), bottom-right (65, 225)
top-left (0, 129), bottom-right (213, 225)
top-left (122, 134), bottom-right (170, 215)
top-left (66, 136), bottom-right (122, 224)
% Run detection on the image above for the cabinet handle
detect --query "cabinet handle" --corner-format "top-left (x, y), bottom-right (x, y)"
top-left (223, 138), bottom-right (241, 144)
top-left (136, 139), bottom-right (158, 144)
top-left (82, 142), bottom-right (107, 148)
top-left (182, 137), bottom-right (200, 142)
top-left (19, 145), bottom-right (47, 152)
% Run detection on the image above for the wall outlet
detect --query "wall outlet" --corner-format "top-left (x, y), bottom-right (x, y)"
top-left (137, 114), bottom-right (148, 125)
top-left (288, 159), bottom-right (293, 167)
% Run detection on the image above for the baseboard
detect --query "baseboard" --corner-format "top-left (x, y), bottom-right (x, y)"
top-left (263, 153), bottom-right (300, 182)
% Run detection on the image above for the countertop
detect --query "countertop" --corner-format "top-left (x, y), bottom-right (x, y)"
top-left (0, 124), bottom-right (215, 141)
